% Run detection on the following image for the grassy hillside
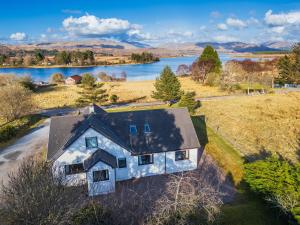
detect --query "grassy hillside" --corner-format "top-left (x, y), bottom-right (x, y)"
top-left (198, 92), bottom-right (300, 162)
top-left (33, 77), bottom-right (227, 109)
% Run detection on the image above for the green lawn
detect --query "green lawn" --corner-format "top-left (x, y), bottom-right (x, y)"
top-left (191, 116), bottom-right (288, 225)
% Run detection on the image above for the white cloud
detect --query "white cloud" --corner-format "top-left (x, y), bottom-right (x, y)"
top-left (226, 18), bottom-right (247, 29)
top-left (10, 32), bottom-right (27, 41)
top-left (270, 26), bottom-right (285, 34)
top-left (264, 10), bottom-right (300, 26)
top-left (40, 34), bottom-right (47, 39)
top-left (213, 35), bottom-right (238, 42)
top-left (62, 15), bottom-right (143, 40)
top-left (217, 23), bottom-right (228, 30)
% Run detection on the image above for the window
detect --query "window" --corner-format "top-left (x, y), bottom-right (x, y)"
top-left (93, 170), bottom-right (109, 182)
top-left (65, 163), bottom-right (84, 175)
top-left (138, 154), bottom-right (154, 165)
top-left (118, 158), bottom-right (127, 168)
top-left (85, 137), bottom-right (98, 149)
top-left (144, 123), bottom-right (151, 133)
top-left (175, 150), bottom-right (189, 161)
top-left (129, 125), bottom-right (137, 135)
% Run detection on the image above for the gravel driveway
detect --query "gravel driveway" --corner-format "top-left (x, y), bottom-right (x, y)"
top-left (0, 119), bottom-right (50, 185)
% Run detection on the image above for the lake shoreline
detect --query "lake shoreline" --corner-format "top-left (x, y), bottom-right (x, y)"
top-left (0, 60), bottom-right (160, 69)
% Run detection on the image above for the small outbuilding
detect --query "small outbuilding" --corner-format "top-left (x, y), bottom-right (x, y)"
top-left (65, 75), bottom-right (82, 85)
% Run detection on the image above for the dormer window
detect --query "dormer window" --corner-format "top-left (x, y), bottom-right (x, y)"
top-left (129, 125), bottom-right (137, 135)
top-left (144, 123), bottom-right (151, 133)
top-left (85, 137), bottom-right (98, 149)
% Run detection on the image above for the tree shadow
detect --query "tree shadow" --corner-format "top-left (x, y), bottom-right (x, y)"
top-left (191, 115), bottom-right (208, 148)
top-left (112, 96), bottom-right (147, 105)
top-left (243, 148), bottom-right (273, 163)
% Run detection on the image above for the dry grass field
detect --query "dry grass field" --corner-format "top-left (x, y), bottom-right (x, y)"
top-left (33, 77), bottom-right (227, 109)
top-left (198, 92), bottom-right (300, 162)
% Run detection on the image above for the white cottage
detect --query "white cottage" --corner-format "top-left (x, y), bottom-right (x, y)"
top-left (47, 105), bottom-right (201, 196)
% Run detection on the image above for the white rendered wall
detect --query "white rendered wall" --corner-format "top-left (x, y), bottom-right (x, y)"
top-left (87, 161), bottom-right (115, 196)
top-left (53, 128), bottom-right (132, 184)
top-left (130, 152), bottom-right (165, 178)
top-left (166, 148), bottom-right (198, 174)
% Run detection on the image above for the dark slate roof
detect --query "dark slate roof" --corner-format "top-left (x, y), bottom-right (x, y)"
top-left (47, 105), bottom-right (200, 161)
top-left (47, 105), bottom-right (129, 161)
top-left (84, 149), bottom-right (117, 170)
top-left (106, 108), bottom-right (200, 155)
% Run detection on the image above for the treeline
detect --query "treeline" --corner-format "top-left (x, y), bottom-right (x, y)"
top-left (0, 49), bottom-right (95, 67)
top-left (130, 52), bottom-right (160, 63)
top-left (54, 50), bottom-right (95, 65)
top-left (176, 44), bottom-right (300, 94)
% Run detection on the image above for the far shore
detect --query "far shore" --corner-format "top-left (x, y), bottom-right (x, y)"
top-left (0, 61), bottom-right (159, 69)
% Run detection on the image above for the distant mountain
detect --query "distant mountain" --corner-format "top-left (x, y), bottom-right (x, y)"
top-left (3, 39), bottom-right (152, 51)
top-left (194, 41), bottom-right (287, 52)
top-left (122, 41), bottom-right (152, 48)
top-left (262, 41), bottom-right (294, 50)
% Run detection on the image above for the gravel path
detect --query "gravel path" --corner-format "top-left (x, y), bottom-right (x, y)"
top-left (0, 119), bottom-right (50, 185)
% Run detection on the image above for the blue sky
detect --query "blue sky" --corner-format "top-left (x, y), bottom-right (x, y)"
top-left (1, 0), bottom-right (300, 45)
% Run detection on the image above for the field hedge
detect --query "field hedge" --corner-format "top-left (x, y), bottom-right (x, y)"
top-left (0, 115), bottom-right (44, 143)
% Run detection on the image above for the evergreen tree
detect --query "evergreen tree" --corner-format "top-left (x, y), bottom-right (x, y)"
top-left (76, 80), bottom-right (108, 106)
top-left (178, 91), bottom-right (200, 113)
top-left (277, 55), bottom-right (294, 84)
top-left (199, 45), bottom-right (222, 74)
top-left (152, 66), bottom-right (182, 103)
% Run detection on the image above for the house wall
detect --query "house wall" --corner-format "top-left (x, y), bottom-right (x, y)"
top-left (65, 78), bottom-right (75, 85)
top-left (131, 152), bottom-right (165, 178)
top-left (53, 128), bottom-right (132, 184)
top-left (87, 161), bottom-right (115, 196)
top-left (166, 148), bottom-right (198, 174)
top-left (53, 128), bottom-right (199, 188)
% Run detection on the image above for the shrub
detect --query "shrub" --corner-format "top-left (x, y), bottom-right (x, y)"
top-left (18, 76), bottom-right (36, 91)
top-left (71, 202), bottom-right (113, 225)
top-left (205, 72), bottom-right (220, 87)
top-left (0, 125), bottom-right (17, 142)
top-left (178, 92), bottom-right (200, 114)
top-left (50, 73), bottom-right (64, 84)
top-left (244, 156), bottom-right (300, 223)
top-left (110, 94), bottom-right (119, 103)
top-left (0, 158), bottom-right (82, 225)
top-left (0, 83), bottom-right (34, 122)
top-left (81, 73), bottom-right (96, 88)
top-left (0, 115), bottom-right (43, 143)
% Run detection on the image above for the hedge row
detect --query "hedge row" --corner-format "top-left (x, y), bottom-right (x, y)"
top-left (0, 115), bottom-right (43, 143)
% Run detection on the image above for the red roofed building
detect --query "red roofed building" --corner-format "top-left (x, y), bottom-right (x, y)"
top-left (65, 75), bottom-right (82, 85)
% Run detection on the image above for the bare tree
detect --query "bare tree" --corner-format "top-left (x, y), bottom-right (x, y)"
top-left (0, 158), bottom-right (84, 225)
top-left (0, 83), bottom-right (35, 122)
top-left (191, 60), bottom-right (214, 83)
top-left (147, 171), bottom-right (223, 225)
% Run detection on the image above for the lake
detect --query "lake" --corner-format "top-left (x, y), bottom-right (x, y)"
top-left (0, 53), bottom-right (258, 81)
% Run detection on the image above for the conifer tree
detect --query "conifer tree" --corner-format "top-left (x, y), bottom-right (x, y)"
top-left (152, 66), bottom-right (182, 103)
top-left (76, 75), bottom-right (108, 106)
top-left (199, 45), bottom-right (222, 74)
